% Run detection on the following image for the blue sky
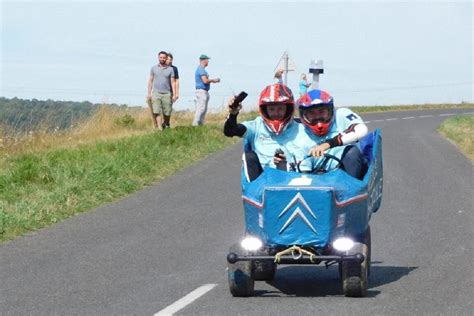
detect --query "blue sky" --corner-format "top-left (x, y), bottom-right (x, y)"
top-left (1, 0), bottom-right (472, 111)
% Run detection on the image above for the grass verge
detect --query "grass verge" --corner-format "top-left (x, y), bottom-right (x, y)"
top-left (438, 115), bottom-right (474, 161)
top-left (0, 125), bottom-right (238, 241)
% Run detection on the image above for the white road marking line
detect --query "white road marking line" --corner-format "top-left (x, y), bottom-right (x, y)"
top-left (154, 284), bottom-right (217, 316)
top-left (439, 113), bottom-right (455, 117)
top-left (367, 111), bottom-right (471, 125)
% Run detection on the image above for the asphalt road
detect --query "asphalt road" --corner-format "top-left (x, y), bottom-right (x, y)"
top-left (1, 108), bottom-right (473, 316)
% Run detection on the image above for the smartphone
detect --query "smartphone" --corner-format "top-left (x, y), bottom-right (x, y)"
top-left (230, 91), bottom-right (248, 109)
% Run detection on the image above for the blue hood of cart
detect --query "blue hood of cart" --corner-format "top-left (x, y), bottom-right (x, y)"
top-left (241, 168), bottom-right (368, 247)
top-left (240, 129), bottom-right (383, 248)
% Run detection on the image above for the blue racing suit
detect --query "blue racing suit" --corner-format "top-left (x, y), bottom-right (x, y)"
top-left (302, 108), bottom-right (368, 178)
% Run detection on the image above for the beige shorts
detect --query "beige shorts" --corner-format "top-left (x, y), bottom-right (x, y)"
top-left (152, 91), bottom-right (172, 116)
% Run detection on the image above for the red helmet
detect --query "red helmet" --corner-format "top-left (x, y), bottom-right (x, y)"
top-left (297, 89), bottom-right (334, 136)
top-left (258, 83), bottom-right (295, 135)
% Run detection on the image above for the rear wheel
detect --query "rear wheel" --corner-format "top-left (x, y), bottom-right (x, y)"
top-left (227, 243), bottom-right (254, 297)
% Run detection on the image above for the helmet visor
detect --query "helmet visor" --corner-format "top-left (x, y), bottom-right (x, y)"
top-left (262, 103), bottom-right (293, 121)
top-left (302, 105), bottom-right (333, 125)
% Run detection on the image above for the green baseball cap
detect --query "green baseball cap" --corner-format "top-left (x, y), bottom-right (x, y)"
top-left (199, 54), bottom-right (211, 60)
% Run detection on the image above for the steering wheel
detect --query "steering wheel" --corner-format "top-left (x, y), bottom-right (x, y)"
top-left (297, 153), bottom-right (345, 174)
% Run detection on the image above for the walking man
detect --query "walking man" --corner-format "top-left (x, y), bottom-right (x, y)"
top-left (165, 53), bottom-right (179, 129)
top-left (147, 51), bottom-right (176, 129)
top-left (193, 54), bottom-right (220, 126)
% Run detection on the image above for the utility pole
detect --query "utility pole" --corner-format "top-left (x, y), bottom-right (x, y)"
top-left (275, 51), bottom-right (296, 86)
top-left (309, 59), bottom-right (324, 89)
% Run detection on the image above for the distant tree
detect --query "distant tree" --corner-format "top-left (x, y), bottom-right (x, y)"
top-left (0, 97), bottom-right (127, 133)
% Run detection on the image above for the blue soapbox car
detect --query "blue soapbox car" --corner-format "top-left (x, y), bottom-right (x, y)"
top-left (227, 129), bottom-right (383, 297)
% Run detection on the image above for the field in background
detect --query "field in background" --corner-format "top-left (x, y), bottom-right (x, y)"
top-left (2, 102), bottom-right (472, 157)
top-left (0, 105), bottom-right (257, 158)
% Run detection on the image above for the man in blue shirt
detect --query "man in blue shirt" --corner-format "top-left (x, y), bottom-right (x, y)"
top-left (193, 54), bottom-right (220, 126)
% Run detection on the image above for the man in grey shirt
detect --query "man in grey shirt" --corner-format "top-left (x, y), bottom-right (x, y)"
top-left (147, 51), bottom-right (176, 129)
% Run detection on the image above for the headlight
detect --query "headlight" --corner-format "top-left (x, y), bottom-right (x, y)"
top-left (240, 236), bottom-right (263, 251)
top-left (332, 237), bottom-right (354, 252)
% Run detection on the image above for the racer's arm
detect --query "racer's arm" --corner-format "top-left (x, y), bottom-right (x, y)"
top-left (223, 97), bottom-right (246, 137)
top-left (224, 113), bottom-right (247, 137)
top-left (327, 123), bottom-right (368, 147)
top-left (310, 123), bottom-right (368, 157)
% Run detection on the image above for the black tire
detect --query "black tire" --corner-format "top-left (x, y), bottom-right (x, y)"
top-left (252, 259), bottom-right (276, 281)
top-left (341, 243), bottom-right (369, 297)
top-left (227, 243), bottom-right (254, 297)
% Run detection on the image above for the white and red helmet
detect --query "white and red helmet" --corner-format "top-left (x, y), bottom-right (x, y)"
top-left (258, 83), bottom-right (295, 135)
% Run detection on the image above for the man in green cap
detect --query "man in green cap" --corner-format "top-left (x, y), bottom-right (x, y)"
top-left (193, 54), bottom-right (220, 126)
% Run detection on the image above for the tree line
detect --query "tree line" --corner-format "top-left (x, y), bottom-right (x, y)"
top-left (0, 97), bottom-right (126, 133)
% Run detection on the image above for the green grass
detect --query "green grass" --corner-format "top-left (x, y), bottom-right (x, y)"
top-left (438, 115), bottom-right (474, 161)
top-left (0, 125), bottom-right (238, 241)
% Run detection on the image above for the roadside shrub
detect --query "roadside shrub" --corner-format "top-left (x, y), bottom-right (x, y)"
top-left (114, 114), bottom-right (135, 127)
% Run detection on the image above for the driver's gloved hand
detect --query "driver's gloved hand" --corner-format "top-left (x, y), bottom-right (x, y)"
top-left (309, 142), bottom-right (331, 157)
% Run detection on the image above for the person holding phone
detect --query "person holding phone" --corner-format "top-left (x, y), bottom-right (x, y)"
top-left (224, 83), bottom-right (313, 181)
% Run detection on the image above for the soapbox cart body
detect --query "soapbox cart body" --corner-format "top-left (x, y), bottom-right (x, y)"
top-left (227, 129), bottom-right (383, 297)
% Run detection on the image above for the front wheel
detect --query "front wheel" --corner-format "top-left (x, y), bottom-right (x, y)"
top-left (227, 243), bottom-right (254, 297)
top-left (341, 243), bottom-right (369, 297)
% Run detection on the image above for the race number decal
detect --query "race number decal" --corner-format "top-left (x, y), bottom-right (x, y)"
top-left (346, 113), bottom-right (358, 121)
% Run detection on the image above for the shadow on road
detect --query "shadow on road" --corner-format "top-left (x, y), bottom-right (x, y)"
top-left (254, 263), bottom-right (417, 297)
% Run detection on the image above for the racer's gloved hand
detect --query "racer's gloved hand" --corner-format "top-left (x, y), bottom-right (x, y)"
top-left (227, 96), bottom-right (242, 115)
top-left (274, 149), bottom-right (287, 170)
top-left (309, 142), bottom-right (331, 157)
